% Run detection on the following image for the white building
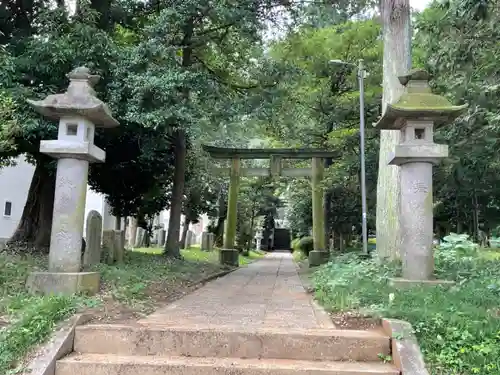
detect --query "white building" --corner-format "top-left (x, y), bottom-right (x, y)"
top-left (0, 155), bottom-right (209, 246)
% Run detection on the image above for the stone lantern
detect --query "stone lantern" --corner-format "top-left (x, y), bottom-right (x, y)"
top-left (374, 69), bottom-right (467, 285)
top-left (26, 67), bottom-right (119, 295)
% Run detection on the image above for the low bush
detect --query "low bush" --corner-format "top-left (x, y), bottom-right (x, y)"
top-left (313, 233), bottom-right (500, 375)
top-left (291, 238), bottom-right (301, 252)
top-left (298, 236), bottom-right (314, 256)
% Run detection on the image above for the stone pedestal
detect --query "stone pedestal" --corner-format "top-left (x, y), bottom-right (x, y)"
top-left (400, 162), bottom-right (434, 280)
top-left (49, 158), bottom-right (90, 272)
top-left (219, 249), bottom-right (239, 267)
top-left (25, 67), bottom-right (119, 296)
top-left (308, 250), bottom-right (329, 267)
top-left (26, 271), bottom-right (100, 295)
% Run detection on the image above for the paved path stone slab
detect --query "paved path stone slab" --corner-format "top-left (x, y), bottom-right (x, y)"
top-left (140, 252), bottom-right (334, 329)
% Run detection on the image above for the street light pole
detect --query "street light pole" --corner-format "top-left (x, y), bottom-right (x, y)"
top-left (357, 59), bottom-right (368, 256)
top-left (329, 59), bottom-right (368, 255)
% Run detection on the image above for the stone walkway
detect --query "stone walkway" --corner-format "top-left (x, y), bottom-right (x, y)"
top-left (140, 252), bottom-right (333, 329)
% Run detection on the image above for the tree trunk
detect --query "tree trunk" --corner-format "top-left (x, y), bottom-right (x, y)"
top-left (115, 216), bottom-right (121, 230)
top-left (8, 160), bottom-right (56, 252)
top-left (214, 217), bottom-right (225, 247)
top-left (376, 0), bottom-right (411, 261)
top-left (143, 228), bottom-right (150, 248)
top-left (163, 18), bottom-right (193, 258)
top-left (164, 130), bottom-right (187, 257)
top-left (472, 191), bottom-right (480, 242)
top-left (339, 232), bottom-right (345, 252)
top-left (180, 218), bottom-right (190, 249)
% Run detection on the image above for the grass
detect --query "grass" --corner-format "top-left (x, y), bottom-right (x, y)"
top-left (312, 235), bottom-right (500, 375)
top-left (134, 247), bottom-right (265, 266)
top-left (0, 245), bottom-right (264, 374)
top-left (0, 254), bottom-right (79, 374)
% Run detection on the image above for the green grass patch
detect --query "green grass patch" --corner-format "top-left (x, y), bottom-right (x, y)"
top-left (133, 247), bottom-right (264, 266)
top-left (0, 254), bottom-right (78, 374)
top-left (313, 234), bottom-right (500, 375)
top-left (239, 250), bottom-right (265, 265)
top-left (0, 246), bottom-right (232, 374)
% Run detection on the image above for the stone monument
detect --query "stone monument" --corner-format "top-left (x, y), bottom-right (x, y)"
top-left (185, 230), bottom-right (195, 249)
top-left (374, 69), bottom-right (467, 286)
top-left (82, 210), bottom-right (103, 268)
top-left (159, 229), bottom-right (166, 247)
top-left (201, 231), bottom-right (214, 251)
top-left (25, 66), bottom-right (119, 295)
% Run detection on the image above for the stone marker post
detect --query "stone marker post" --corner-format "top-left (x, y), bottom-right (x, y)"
top-left (159, 229), bottom-right (166, 247)
top-left (221, 157), bottom-right (241, 266)
top-left (185, 230), bottom-right (195, 249)
top-left (25, 67), bottom-right (119, 295)
top-left (83, 210), bottom-right (103, 268)
top-left (374, 69), bottom-right (467, 286)
top-left (255, 230), bottom-right (263, 250)
top-left (201, 231), bottom-right (209, 251)
top-left (135, 228), bottom-right (145, 247)
top-left (308, 157), bottom-right (328, 267)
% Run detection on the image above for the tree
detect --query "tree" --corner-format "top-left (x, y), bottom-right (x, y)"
top-left (114, 0), bottom-right (296, 257)
top-left (179, 153), bottom-right (219, 249)
top-left (0, 2), bottom-right (177, 250)
top-left (413, 0), bottom-right (500, 240)
top-left (375, 0), bottom-right (411, 260)
top-left (258, 20), bottom-right (383, 249)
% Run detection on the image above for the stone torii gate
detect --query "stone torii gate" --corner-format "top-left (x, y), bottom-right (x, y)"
top-left (203, 145), bottom-right (339, 267)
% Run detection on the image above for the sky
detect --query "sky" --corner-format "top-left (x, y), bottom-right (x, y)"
top-left (411, 0), bottom-right (432, 11)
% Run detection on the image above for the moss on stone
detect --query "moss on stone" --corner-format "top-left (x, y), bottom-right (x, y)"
top-left (393, 93), bottom-right (456, 110)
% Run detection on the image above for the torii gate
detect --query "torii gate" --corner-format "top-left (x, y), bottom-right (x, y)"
top-left (203, 145), bottom-right (339, 267)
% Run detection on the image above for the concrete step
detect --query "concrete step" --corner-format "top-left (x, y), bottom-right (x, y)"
top-left (74, 324), bottom-right (390, 362)
top-left (56, 354), bottom-right (399, 375)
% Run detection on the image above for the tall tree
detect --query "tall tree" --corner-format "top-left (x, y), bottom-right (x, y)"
top-left (0, 2), bottom-right (176, 250)
top-left (375, 0), bottom-right (411, 260)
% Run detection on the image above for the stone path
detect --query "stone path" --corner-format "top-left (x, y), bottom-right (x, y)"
top-left (140, 251), bottom-right (333, 329)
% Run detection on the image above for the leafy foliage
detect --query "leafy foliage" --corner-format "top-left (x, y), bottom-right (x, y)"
top-left (263, 19), bottom-right (382, 246)
top-left (414, 0), bottom-right (500, 239)
top-left (314, 237), bottom-right (500, 374)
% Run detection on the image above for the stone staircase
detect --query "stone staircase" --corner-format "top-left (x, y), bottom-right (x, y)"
top-left (55, 323), bottom-right (400, 375)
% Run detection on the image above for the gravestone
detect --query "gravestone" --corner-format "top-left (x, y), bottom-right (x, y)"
top-left (102, 229), bottom-right (116, 265)
top-left (25, 67), bottom-right (119, 295)
top-left (185, 230), bottom-right (195, 249)
top-left (114, 230), bottom-right (125, 263)
top-left (135, 228), bottom-right (145, 247)
top-left (201, 231), bottom-right (214, 251)
top-left (159, 229), bottom-right (166, 247)
top-left (83, 210), bottom-right (102, 267)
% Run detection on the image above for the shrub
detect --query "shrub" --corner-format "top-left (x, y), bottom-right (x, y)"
top-left (313, 234), bottom-right (500, 375)
top-left (298, 236), bottom-right (314, 256)
top-left (291, 238), bottom-right (301, 252)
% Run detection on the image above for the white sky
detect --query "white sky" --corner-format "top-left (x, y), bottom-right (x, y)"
top-left (411, 0), bottom-right (432, 11)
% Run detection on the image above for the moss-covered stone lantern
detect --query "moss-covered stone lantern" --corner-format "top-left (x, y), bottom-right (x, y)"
top-left (374, 69), bottom-right (467, 285)
top-left (25, 67), bottom-right (119, 295)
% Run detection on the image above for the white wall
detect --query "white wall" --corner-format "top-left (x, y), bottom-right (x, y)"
top-left (0, 156), bottom-right (35, 240)
top-left (0, 155), bottom-right (209, 243)
top-left (0, 155), bottom-right (111, 241)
